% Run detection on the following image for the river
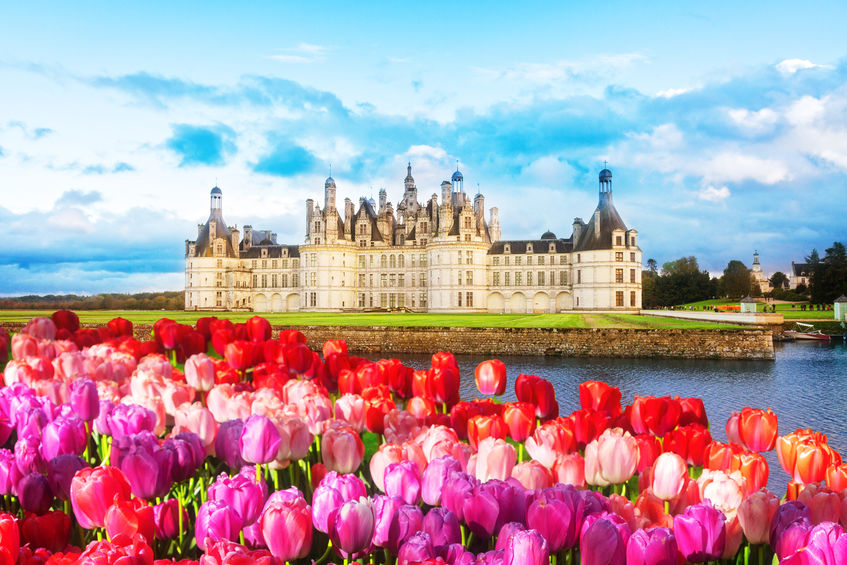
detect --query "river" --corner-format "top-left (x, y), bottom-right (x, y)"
top-left (376, 340), bottom-right (847, 495)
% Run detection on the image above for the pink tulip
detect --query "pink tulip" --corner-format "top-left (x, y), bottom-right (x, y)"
top-left (697, 469), bottom-right (746, 518)
top-left (334, 394), bottom-right (367, 433)
top-left (260, 488), bottom-right (313, 560)
top-left (798, 482), bottom-right (842, 525)
top-left (173, 402), bottom-right (218, 454)
top-left (273, 415), bottom-right (313, 465)
top-left (553, 452), bottom-right (586, 488)
top-left (322, 420), bottom-right (365, 474)
top-left (474, 437), bottom-right (517, 483)
top-left (240, 414), bottom-right (281, 465)
top-left (328, 497), bottom-right (375, 559)
top-left (384, 460), bottom-right (422, 505)
top-left (737, 488), bottom-right (780, 544)
top-left (652, 452), bottom-right (688, 500)
top-left (185, 353), bottom-right (216, 392)
top-left (384, 410), bottom-right (421, 445)
top-left (725, 412), bottom-right (742, 445)
top-left (195, 499), bottom-right (243, 551)
top-left (511, 461), bottom-right (554, 490)
top-left (721, 516), bottom-right (744, 560)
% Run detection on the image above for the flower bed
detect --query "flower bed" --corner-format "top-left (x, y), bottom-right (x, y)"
top-left (0, 311), bottom-right (844, 564)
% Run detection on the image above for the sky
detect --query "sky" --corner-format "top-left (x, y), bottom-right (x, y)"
top-left (1, 0), bottom-right (846, 294)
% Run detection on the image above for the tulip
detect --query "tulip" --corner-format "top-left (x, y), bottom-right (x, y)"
top-left (311, 472), bottom-right (368, 533)
top-left (591, 427), bottom-right (638, 485)
top-left (365, 396), bottom-right (396, 435)
top-left (240, 414), bottom-right (281, 466)
top-left (463, 485), bottom-right (500, 538)
top-left (475, 359), bottom-right (507, 396)
top-left (652, 452), bottom-right (688, 500)
top-left (322, 421), bottom-right (365, 474)
top-left (20, 510), bottom-right (71, 552)
top-left (792, 522), bottom-right (847, 565)
top-left (386, 504), bottom-right (424, 554)
top-left (185, 353), bottom-right (216, 392)
top-left (421, 455), bottom-right (463, 506)
top-left (0, 512), bottom-right (19, 565)
top-left (15, 435), bottom-right (46, 475)
top-left (47, 454), bottom-right (88, 501)
top-left (630, 396), bottom-right (681, 437)
top-left (826, 463), bottom-right (847, 492)
top-left (373, 494), bottom-right (404, 549)
top-left (475, 437), bottom-right (517, 483)
top-left (384, 460), bottom-right (422, 505)
top-left (677, 396), bottom-right (708, 427)
top-left (208, 471), bottom-right (266, 526)
top-left (662, 424), bottom-right (712, 467)
top-left (422, 507), bottom-right (461, 548)
top-left (70, 466), bottom-right (133, 529)
top-left (334, 394), bottom-right (367, 432)
top-left (106, 403), bottom-right (157, 439)
top-left (737, 407), bottom-right (779, 452)
top-left (729, 451), bottom-right (768, 493)
top-left (696, 469), bottom-right (746, 519)
top-left (397, 532), bottom-right (435, 565)
top-left (579, 380), bottom-right (622, 416)
top-left (737, 488), bottom-right (780, 545)
top-left (581, 517), bottom-right (626, 565)
top-left (245, 316), bottom-right (271, 342)
top-left (515, 373), bottom-right (558, 420)
top-left (195, 499), bottom-right (244, 552)
top-left (526, 418), bottom-right (576, 468)
top-left (725, 412), bottom-right (742, 445)
top-left (40, 415), bottom-right (87, 460)
top-left (467, 414), bottom-right (507, 450)
top-left (504, 529), bottom-right (549, 565)
top-left (260, 488), bottom-right (313, 561)
top-left (329, 497), bottom-right (375, 559)
top-left (107, 316), bottom-right (133, 337)
top-left (18, 473), bottom-right (54, 515)
top-left (104, 496), bottom-right (155, 545)
top-left (527, 497), bottom-right (580, 552)
top-left (512, 460), bottom-right (554, 490)
top-left (798, 483), bottom-right (842, 525)
top-left (119, 443), bottom-right (173, 500)
top-left (552, 452), bottom-right (586, 488)
top-left (704, 440), bottom-right (744, 471)
top-left (69, 378), bottom-right (99, 422)
top-left (52, 310), bottom-right (80, 333)
top-left (625, 527), bottom-right (678, 565)
top-left (154, 498), bottom-right (189, 540)
top-left (673, 501), bottom-right (726, 563)
top-left (502, 402), bottom-right (536, 444)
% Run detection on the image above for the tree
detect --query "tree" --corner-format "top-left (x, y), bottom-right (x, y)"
top-left (770, 272), bottom-right (789, 290)
top-left (642, 256), bottom-right (714, 306)
top-left (722, 260), bottom-right (753, 298)
top-left (646, 258), bottom-right (658, 274)
top-left (810, 242), bottom-right (847, 304)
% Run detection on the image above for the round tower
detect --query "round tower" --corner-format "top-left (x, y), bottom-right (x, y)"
top-left (324, 176), bottom-right (336, 210)
top-left (599, 167), bottom-right (612, 194)
top-left (211, 186), bottom-right (222, 211)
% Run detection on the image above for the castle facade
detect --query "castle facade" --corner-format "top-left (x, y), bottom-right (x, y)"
top-left (184, 165), bottom-right (642, 312)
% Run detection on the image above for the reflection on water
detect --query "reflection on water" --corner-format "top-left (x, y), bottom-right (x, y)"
top-left (372, 341), bottom-right (847, 495)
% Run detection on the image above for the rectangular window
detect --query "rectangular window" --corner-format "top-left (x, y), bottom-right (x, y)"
top-left (420, 293), bottom-right (427, 308)
top-left (577, 270), bottom-right (581, 284)
top-left (262, 274), bottom-right (268, 287)
top-left (458, 272), bottom-right (463, 286)
top-left (616, 269), bottom-right (624, 283)
top-left (358, 273), bottom-right (365, 287)
top-left (515, 272), bottom-right (523, 285)
top-left (457, 292), bottom-right (462, 307)
top-left (493, 272), bottom-right (500, 286)
top-left (398, 294), bottom-right (405, 308)
top-left (369, 294), bottom-right (373, 307)
top-left (358, 293), bottom-right (366, 307)
top-left (538, 256), bottom-right (545, 265)
top-left (369, 274), bottom-right (374, 287)
top-left (527, 272), bottom-right (533, 285)
top-left (272, 274), bottom-right (278, 287)
top-left (381, 274), bottom-right (387, 287)
top-left (310, 292), bottom-right (317, 307)
top-left (560, 271), bottom-right (567, 285)
top-left (272, 260), bottom-right (277, 268)
top-left (616, 291), bottom-right (624, 307)
top-left (420, 254), bottom-right (427, 266)
top-left (282, 259), bottom-right (288, 268)
top-left (466, 271), bottom-right (473, 285)
top-left (411, 255), bottom-right (416, 266)
top-left (389, 274), bottom-right (396, 287)
top-left (630, 252), bottom-right (636, 262)
top-left (389, 294), bottom-right (396, 308)
top-left (527, 256), bottom-right (533, 265)
top-left (253, 274), bottom-right (258, 287)
top-left (515, 256), bottom-right (522, 266)
top-left (311, 254), bottom-right (317, 267)
top-left (577, 254), bottom-right (581, 263)
top-left (466, 250), bottom-right (473, 264)
top-left (216, 259), bottom-right (223, 268)
top-left (252, 260), bottom-right (258, 268)
top-left (538, 271), bottom-right (545, 285)
top-left (493, 257), bottom-right (500, 266)
top-left (217, 272), bottom-right (222, 279)
top-left (505, 272), bottom-right (511, 286)
top-left (420, 273), bottom-right (426, 287)
top-left (282, 274), bottom-right (288, 287)
top-left (630, 269), bottom-right (636, 283)
top-left (398, 274), bottom-right (405, 287)
top-left (293, 259), bottom-right (299, 268)
top-left (292, 274), bottom-right (299, 287)
top-left (630, 291), bottom-right (636, 307)
top-left (466, 292), bottom-right (473, 307)
top-left (616, 252), bottom-right (624, 262)
top-left (216, 291), bottom-right (222, 307)
top-left (359, 256), bottom-right (366, 268)
top-left (262, 260), bottom-right (267, 268)
top-left (310, 273), bottom-right (316, 286)
top-left (504, 256), bottom-right (510, 266)
top-left (616, 236), bottom-right (623, 246)
top-left (380, 294), bottom-right (388, 308)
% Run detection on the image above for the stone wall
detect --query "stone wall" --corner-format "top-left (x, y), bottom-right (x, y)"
top-left (2, 323), bottom-right (775, 360)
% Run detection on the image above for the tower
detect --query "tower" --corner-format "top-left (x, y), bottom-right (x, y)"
top-left (599, 166), bottom-right (612, 199)
top-left (324, 176), bottom-right (336, 210)
top-left (211, 186), bottom-right (222, 211)
top-left (451, 163), bottom-right (464, 194)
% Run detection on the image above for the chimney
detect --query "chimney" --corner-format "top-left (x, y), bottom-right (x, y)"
top-left (572, 218), bottom-right (583, 243)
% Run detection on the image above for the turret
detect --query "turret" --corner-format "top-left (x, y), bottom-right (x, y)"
top-left (306, 199), bottom-right (314, 239)
top-left (379, 188), bottom-right (387, 211)
top-left (404, 162), bottom-right (415, 191)
top-left (324, 176), bottom-right (336, 210)
top-left (474, 193), bottom-right (484, 218)
top-left (599, 167), bottom-right (613, 205)
top-left (489, 207), bottom-right (500, 242)
top-left (210, 186), bottom-right (222, 211)
top-left (230, 227), bottom-right (240, 256)
top-left (573, 218), bottom-right (583, 242)
top-left (243, 225), bottom-right (253, 249)
top-left (441, 181), bottom-right (451, 205)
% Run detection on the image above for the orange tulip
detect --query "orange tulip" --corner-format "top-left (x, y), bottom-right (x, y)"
top-left (467, 414), bottom-right (507, 450)
top-left (825, 463), bottom-right (847, 492)
top-left (778, 429), bottom-right (842, 484)
top-left (737, 407), bottom-right (778, 452)
top-left (730, 451), bottom-right (769, 494)
top-left (704, 441), bottom-right (744, 471)
top-left (474, 359), bottom-right (507, 396)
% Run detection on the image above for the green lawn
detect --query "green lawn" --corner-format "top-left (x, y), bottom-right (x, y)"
top-left (678, 299), bottom-right (835, 320)
top-left (0, 310), bottom-right (745, 330)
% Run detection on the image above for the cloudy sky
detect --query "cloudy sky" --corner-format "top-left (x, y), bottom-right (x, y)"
top-left (1, 1), bottom-right (846, 294)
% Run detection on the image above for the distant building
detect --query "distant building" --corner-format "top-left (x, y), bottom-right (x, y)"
top-left (184, 166), bottom-right (642, 312)
top-left (789, 262), bottom-right (811, 290)
top-left (751, 251), bottom-right (770, 294)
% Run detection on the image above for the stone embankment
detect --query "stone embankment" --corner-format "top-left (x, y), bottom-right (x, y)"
top-left (2, 323), bottom-right (775, 360)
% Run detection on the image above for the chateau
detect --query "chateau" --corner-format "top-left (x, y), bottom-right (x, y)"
top-left (184, 165), bottom-right (642, 312)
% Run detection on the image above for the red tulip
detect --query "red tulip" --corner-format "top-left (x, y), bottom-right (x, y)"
top-left (629, 396), bottom-right (681, 437)
top-left (195, 316), bottom-right (218, 340)
top-left (225, 340), bottom-right (257, 372)
top-left (365, 397), bottom-right (397, 435)
top-left (704, 441), bottom-right (744, 472)
top-left (634, 434), bottom-right (662, 473)
top-left (20, 510), bottom-right (69, 552)
top-left (825, 463), bottom-right (847, 491)
top-left (662, 424), bottom-right (712, 467)
top-left (737, 407), bottom-right (778, 452)
top-left (0, 512), bottom-right (19, 565)
top-left (107, 317), bottom-right (133, 337)
top-left (279, 329), bottom-right (307, 344)
top-left (525, 418), bottom-right (576, 468)
top-left (70, 466), bottom-right (133, 529)
top-left (503, 402), bottom-right (536, 443)
top-left (212, 328), bottom-right (235, 356)
top-left (245, 316), bottom-right (271, 342)
top-left (515, 373), bottom-right (559, 420)
top-left (285, 343), bottom-right (314, 374)
top-left (467, 414), bottom-right (507, 450)
top-left (569, 409), bottom-right (611, 449)
top-left (474, 359), bottom-right (507, 396)
top-left (104, 497), bottom-right (155, 545)
top-left (579, 381), bottom-right (622, 417)
top-left (676, 396), bottom-right (708, 427)
top-left (51, 310), bottom-right (80, 333)
top-left (386, 362), bottom-right (414, 399)
top-left (429, 368), bottom-right (460, 408)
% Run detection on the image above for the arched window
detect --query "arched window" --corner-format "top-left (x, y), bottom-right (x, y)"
top-left (390, 255), bottom-right (397, 268)
top-left (398, 255), bottom-right (405, 267)
top-left (380, 255), bottom-right (388, 268)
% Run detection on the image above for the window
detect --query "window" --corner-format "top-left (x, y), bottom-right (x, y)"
top-left (616, 269), bottom-right (624, 283)
top-left (515, 272), bottom-right (523, 285)
top-left (493, 257), bottom-right (500, 266)
top-left (420, 222), bottom-right (428, 233)
top-left (577, 270), bottom-right (581, 284)
top-left (577, 254), bottom-right (581, 263)
top-left (282, 274), bottom-right (288, 287)
top-left (398, 274), bottom-right (405, 287)
top-left (630, 291), bottom-right (636, 307)
top-left (389, 294), bottom-right (397, 308)
top-left (466, 292), bottom-right (473, 307)
top-left (630, 269), bottom-right (636, 283)
top-left (216, 259), bottom-right (222, 268)
top-left (381, 274), bottom-right (387, 287)
top-left (420, 273), bottom-right (426, 287)
top-left (293, 259), bottom-right (299, 268)
top-left (527, 243), bottom-right (533, 253)
top-left (560, 271), bottom-right (567, 285)
top-left (381, 255), bottom-right (388, 268)
top-left (314, 221), bottom-right (320, 232)
top-left (527, 256), bottom-right (533, 265)
top-left (420, 254), bottom-right (427, 266)
top-left (515, 256), bottom-right (522, 266)
top-left (253, 274), bottom-right (258, 287)
top-left (420, 293), bottom-right (427, 308)
top-left (411, 254), bottom-right (416, 266)
top-left (358, 293), bottom-right (366, 307)
top-left (380, 294), bottom-right (388, 308)
top-left (615, 252), bottom-right (624, 262)
top-left (538, 256), bottom-right (545, 265)
top-left (616, 291), bottom-right (624, 307)
top-left (527, 272), bottom-right (533, 285)
top-left (464, 217), bottom-right (472, 229)
top-left (369, 294), bottom-right (374, 307)
top-left (390, 255), bottom-right (397, 268)
top-left (457, 292), bottom-right (462, 307)
top-left (369, 255), bottom-right (374, 266)
top-left (359, 239), bottom-right (367, 247)
top-left (389, 274), bottom-right (396, 287)
top-left (466, 271), bottom-right (473, 285)
top-left (282, 259), bottom-right (289, 268)
top-left (631, 236), bottom-right (636, 246)
top-left (616, 236), bottom-right (623, 246)
top-left (216, 243), bottom-right (223, 255)
top-left (505, 272), bottom-right (510, 285)
top-left (505, 256), bottom-right (510, 266)
top-left (262, 259), bottom-right (267, 268)
top-left (252, 260), bottom-right (258, 268)
top-left (292, 273), bottom-right (299, 286)
top-left (399, 255), bottom-right (405, 267)
top-left (630, 252), bottom-right (636, 262)
top-left (538, 271), bottom-right (545, 285)
top-left (458, 272), bottom-right (463, 286)
top-left (310, 273), bottom-right (316, 286)
top-left (466, 251), bottom-right (473, 264)
top-left (217, 272), bottom-right (222, 280)
top-left (310, 292), bottom-right (317, 307)
top-left (358, 256), bottom-right (366, 268)
top-left (398, 294), bottom-right (405, 308)
top-left (493, 272), bottom-right (501, 286)
top-left (272, 260), bottom-right (277, 268)
top-left (272, 274), bottom-right (278, 287)
top-left (358, 274), bottom-right (365, 287)
top-left (216, 291), bottom-right (222, 307)
top-left (504, 244), bottom-right (510, 254)
top-left (464, 234), bottom-right (471, 242)
top-left (560, 255), bottom-right (567, 265)
top-left (369, 274), bottom-right (374, 287)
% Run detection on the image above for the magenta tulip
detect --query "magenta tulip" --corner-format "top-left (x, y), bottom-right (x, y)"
top-left (18, 473), bottom-right (53, 515)
top-left (215, 419), bottom-right (246, 470)
top-left (195, 499), bottom-right (244, 551)
top-left (312, 472), bottom-right (367, 533)
top-left (463, 485), bottom-right (500, 539)
top-left (421, 455), bottom-right (463, 506)
top-left (40, 415), bottom-right (87, 460)
top-left (384, 460), bottom-right (422, 505)
top-left (422, 507), bottom-right (461, 548)
top-left (673, 501), bottom-right (727, 563)
top-left (154, 498), bottom-right (189, 540)
top-left (504, 529), bottom-right (549, 565)
top-left (397, 532), bottom-right (435, 565)
top-left (47, 454), bottom-right (88, 501)
top-left (372, 494), bottom-right (404, 548)
top-left (387, 504), bottom-right (424, 554)
top-left (328, 497), bottom-right (375, 559)
top-left (240, 414), bottom-right (281, 465)
top-left (625, 528), bottom-right (678, 565)
top-left (208, 470), bottom-right (266, 526)
top-left (69, 379), bottom-right (99, 422)
top-left (527, 497), bottom-right (580, 552)
top-left (260, 487), bottom-right (313, 560)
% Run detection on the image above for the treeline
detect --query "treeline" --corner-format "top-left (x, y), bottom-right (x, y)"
top-left (806, 242), bottom-right (847, 304)
top-left (0, 291), bottom-right (185, 310)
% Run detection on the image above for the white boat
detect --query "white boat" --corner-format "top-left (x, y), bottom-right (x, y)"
top-left (784, 322), bottom-right (831, 341)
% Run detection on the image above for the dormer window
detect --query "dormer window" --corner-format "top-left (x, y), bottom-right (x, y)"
top-left (527, 243), bottom-right (533, 253)
top-left (261, 249), bottom-right (268, 258)
top-left (616, 235), bottom-right (623, 246)
top-left (549, 243), bottom-right (556, 253)
top-left (504, 244), bottom-right (511, 254)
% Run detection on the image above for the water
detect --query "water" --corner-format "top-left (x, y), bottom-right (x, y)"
top-left (374, 341), bottom-right (847, 495)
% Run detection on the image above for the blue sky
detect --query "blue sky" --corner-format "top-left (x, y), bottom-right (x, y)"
top-left (1, 1), bottom-right (846, 294)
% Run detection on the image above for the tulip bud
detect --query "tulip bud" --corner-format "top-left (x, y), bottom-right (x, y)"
top-left (260, 488), bottom-right (313, 561)
top-left (195, 499), bottom-right (244, 551)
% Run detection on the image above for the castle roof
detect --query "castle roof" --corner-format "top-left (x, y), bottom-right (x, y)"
top-left (241, 244), bottom-right (300, 259)
top-left (573, 193), bottom-right (629, 251)
top-left (193, 208), bottom-right (237, 258)
top-left (487, 238), bottom-right (573, 254)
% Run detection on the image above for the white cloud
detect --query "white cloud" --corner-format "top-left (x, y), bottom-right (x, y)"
top-left (46, 206), bottom-right (95, 233)
top-left (728, 107), bottom-right (779, 135)
top-left (656, 87), bottom-right (692, 98)
top-left (775, 58), bottom-right (830, 75)
top-left (522, 156), bottom-right (577, 187)
top-left (785, 95), bottom-right (826, 126)
top-left (473, 53), bottom-right (647, 85)
top-left (698, 185), bottom-right (730, 202)
top-left (629, 123), bottom-right (684, 149)
top-left (703, 152), bottom-right (790, 185)
top-left (268, 43), bottom-right (330, 64)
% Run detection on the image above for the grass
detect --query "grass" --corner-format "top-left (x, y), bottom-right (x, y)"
top-left (678, 299), bottom-right (836, 320)
top-left (0, 310), bottom-right (746, 330)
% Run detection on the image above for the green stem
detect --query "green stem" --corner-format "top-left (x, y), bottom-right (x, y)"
top-left (314, 541), bottom-right (333, 565)
top-left (664, 499), bottom-right (670, 515)
top-left (518, 442), bottom-right (524, 463)
top-left (759, 544), bottom-right (765, 565)
top-left (288, 463), bottom-right (296, 490)
top-left (620, 482), bottom-right (626, 498)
